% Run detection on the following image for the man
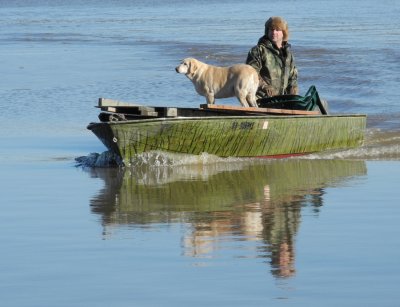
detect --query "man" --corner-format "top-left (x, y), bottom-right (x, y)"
top-left (246, 17), bottom-right (299, 101)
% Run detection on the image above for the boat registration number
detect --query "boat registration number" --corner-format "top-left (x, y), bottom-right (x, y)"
top-left (231, 121), bottom-right (254, 130)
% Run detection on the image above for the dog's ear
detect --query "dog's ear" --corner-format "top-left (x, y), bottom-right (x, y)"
top-left (188, 59), bottom-right (198, 75)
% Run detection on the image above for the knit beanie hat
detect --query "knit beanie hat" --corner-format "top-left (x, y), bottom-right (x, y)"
top-left (264, 17), bottom-right (289, 41)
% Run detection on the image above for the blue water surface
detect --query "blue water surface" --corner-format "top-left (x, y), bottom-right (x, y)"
top-left (0, 0), bottom-right (400, 306)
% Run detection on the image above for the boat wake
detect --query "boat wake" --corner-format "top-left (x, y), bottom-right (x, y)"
top-left (301, 128), bottom-right (400, 160)
top-left (75, 150), bottom-right (256, 168)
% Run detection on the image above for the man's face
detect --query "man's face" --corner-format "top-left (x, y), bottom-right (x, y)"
top-left (268, 27), bottom-right (284, 46)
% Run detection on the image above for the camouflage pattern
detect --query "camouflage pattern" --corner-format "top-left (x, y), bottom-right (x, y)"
top-left (246, 36), bottom-right (298, 99)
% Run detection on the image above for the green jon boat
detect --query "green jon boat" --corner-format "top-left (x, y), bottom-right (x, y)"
top-left (87, 96), bottom-right (366, 166)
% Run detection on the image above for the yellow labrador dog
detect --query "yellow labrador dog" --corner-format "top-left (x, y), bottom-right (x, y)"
top-left (175, 57), bottom-right (259, 107)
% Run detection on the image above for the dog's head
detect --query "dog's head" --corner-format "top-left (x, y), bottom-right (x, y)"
top-left (175, 58), bottom-right (199, 78)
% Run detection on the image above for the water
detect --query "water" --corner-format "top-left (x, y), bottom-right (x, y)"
top-left (0, 0), bottom-right (400, 306)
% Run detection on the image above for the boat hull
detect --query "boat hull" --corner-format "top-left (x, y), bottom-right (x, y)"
top-left (88, 114), bottom-right (366, 165)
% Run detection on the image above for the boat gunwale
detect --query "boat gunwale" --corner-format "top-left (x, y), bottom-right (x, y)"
top-left (88, 113), bottom-right (367, 128)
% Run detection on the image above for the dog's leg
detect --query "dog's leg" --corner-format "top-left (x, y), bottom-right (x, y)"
top-left (238, 95), bottom-right (250, 108)
top-left (247, 94), bottom-right (258, 108)
top-left (206, 94), bottom-right (215, 104)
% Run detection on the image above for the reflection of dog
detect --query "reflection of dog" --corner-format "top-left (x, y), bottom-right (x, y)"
top-left (175, 57), bottom-right (259, 107)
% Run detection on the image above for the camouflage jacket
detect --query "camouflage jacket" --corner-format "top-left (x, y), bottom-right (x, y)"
top-left (246, 36), bottom-right (298, 98)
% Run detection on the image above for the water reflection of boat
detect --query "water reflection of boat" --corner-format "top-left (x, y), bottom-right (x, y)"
top-left (88, 159), bottom-right (366, 278)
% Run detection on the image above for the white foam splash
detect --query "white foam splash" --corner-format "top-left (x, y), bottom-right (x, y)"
top-left (125, 151), bottom-right (254, 167)
top-left (75, 150), bottom-right (259, 168)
